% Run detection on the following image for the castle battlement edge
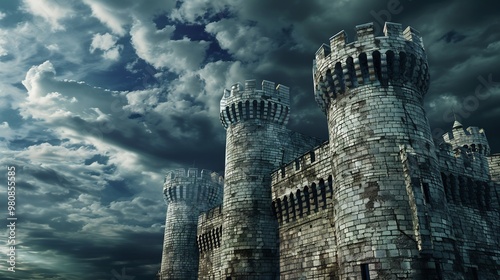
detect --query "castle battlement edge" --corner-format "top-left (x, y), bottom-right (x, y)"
top-left (157, 22), bottom-right (500, 280)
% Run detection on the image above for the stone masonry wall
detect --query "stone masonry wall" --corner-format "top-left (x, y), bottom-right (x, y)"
top-left (489, 154), bottom-right (500, 183)
top-left (271, 141), bottom-right (339, 279)
top-left (160, 169), bottom-right (223, 280)
top-left (197, 205), bottom-right (223, 280)
top-left (160, 21), bottom-right (500, 280)
top-left (220, 80), bottom-right (302, 279)
top-left (313, 22), bottom-right (456, 279)
top-left (436, 146), bottom-right (500, 279)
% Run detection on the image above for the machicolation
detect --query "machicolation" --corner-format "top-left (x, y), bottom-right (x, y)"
top-left (158, 22), bottom-right (500, 280)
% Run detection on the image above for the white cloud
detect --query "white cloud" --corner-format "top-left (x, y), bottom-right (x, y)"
top-left (82, 0), bottom-right (175, 36)
top-left (90, 33), bottom-right (123, 61)
top-left (205, 18), bottom-right (278, 62)
top-left (169, 0), bottom-right (226, 23)
top-left (21, 0), bottom-right (74, 31)
top-left (45, 43), bottom-right (60, 52)
top-left (124, 88), bottom-right (160, 115)
top-left (90, 33), bottom-right (117, 52)
top-left (82, 0), bottom-right (130, 36)
top-left (130, 21), bottom-right (209, 72)
top-left (20, 61), bottom-right (125, 122)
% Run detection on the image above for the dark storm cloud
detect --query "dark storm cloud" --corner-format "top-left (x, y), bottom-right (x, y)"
top-left (1, 1), bottom-right (499, 279)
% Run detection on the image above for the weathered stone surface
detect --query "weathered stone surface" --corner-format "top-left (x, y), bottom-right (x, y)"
top-left (159, 169), bottom-right (223, 280)
top-left (159, 22), bottom-right (500, 280)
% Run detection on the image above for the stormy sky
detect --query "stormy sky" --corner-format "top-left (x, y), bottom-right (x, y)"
top-left (0, 0), bottom-right (499, 279)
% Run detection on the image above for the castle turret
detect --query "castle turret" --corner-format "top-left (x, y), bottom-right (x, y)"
top-left (220, 80), bottom-right (289, 279)
top-left (313, 22), bottom-right (456, 278)
top-left (442, 120), bottom-right (491, 157)
top-left (160, 168), bottom-right (223, 280)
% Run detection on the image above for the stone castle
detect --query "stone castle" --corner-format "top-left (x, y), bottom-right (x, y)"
top-left (158, 22), bottom-right (500, 279)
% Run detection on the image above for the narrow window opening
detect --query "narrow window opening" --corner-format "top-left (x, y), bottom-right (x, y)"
top-left (346, 56), bottom-right (357, 88)
top-left (361, 264), bottom-right (370, 280)
top-left (283, 196), bottom-right (289, 223)
top-left (303, 186), bottom-right (311, 215)
top-left (319, 179), bottom-right (327, 209)
top-left (310, 151), bottom-right (316, 163)
top-left (245, 100), bottom-right (250, 120)
top-left (237, 102), bottom-right (243, 121)
top-left (276, 104), bottom-right (284, 122)
top-left (281, 106), bottom-right (289, 124)
top-left (325, 69), bottom-right (335, 98)
top-left (471, 267), bottom-right (479, 280)
top-left (311, 183), bottom-right (319, 212)
top-left (405, 53), bottom-right (416, 80)
top-left (372, 51), bottom-right (382, 83)
top-left (399, 51), bottom-right (407, 78)
top-left (327, 175), bottom-right (333, 198)
top-left (225, 106), bottom-right (232, 123)
top-left (231, 103), bottom-right (238, 122)
top-left (435, 261), bottom-right (443, 280)
top-left (295, 159), bottom-right (300, 170)
top-left (252, 100), bottom-right (258, 118)
top-left (422, 182), bottom-right (431, 204)
top-left (386, 50), bottom-right (395, 80)
top-left (260, 101), bottom-right (265, 119)
top-left (359, 53), bottom-right (369, 83)
top-left (441, 173), bottom-right (449, 202)
top-left (296, 190), bottom-right (303, 217)
top-left (276, 199), bottom-right (283, 224)
top-left (334, 62), bottom-right (345, 93)
top-left (290, 193), bottom-right (296, 221)
top-left (267, 101), bottom-right (273, 119)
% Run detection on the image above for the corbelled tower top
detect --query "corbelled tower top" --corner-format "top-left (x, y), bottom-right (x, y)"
top-left (163, 168), bottom-right (223, 207)
top-left (442, 122), bottom-right (490, 156)
top-left (220, 79), bottom-right (290, 128)
top-left (313, 22), bottom-right (430, 113)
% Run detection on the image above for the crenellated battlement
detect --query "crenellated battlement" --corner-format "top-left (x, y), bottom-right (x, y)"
top-left (442, 121), bottom-right (490, 156)
top-left (436, 142), bottom-right (491, 181)
top-left (271, 141), bottom-right (330, 186)
top-left (313, 22), bottom-right (429, 113)
top-left (220, 79), bottom-right (290, 128)
top-left (163, 168), bottom-right (223, 206)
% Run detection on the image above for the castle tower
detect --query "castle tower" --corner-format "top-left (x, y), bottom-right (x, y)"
top-left (442, 121), bottom-right (491, 179)
top-left (160, 168), bottom-right (223, 280)
top-left (442, 120), bottom-right (491, 157)
top-left (219, 80), bottom-right (290, 279)
top-left (313, 22), bottom-right (456, 278)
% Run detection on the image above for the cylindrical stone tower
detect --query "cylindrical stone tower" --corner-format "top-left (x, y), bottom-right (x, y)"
top-left (160, 168), bottom-right (223, 280)
top-left (313, 22), bottom-right (455, 279)
top-left (220, 80), bottom-right (289, 279)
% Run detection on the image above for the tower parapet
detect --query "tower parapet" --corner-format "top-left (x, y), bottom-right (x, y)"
top-left (220, 79), bottom-right (289, 279)
top-left (313, 22), bottom-right (430, 113)
top-left (160, 168), bottom-right (223, 280)
top-left (313, 22), bottom-right (456, 279)
top-left (163, 168), bottom-right (224, 206)
top-left (220, 79), bottom-right (290, 128)
top-left (442, 121), bottom-right (491, 156)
